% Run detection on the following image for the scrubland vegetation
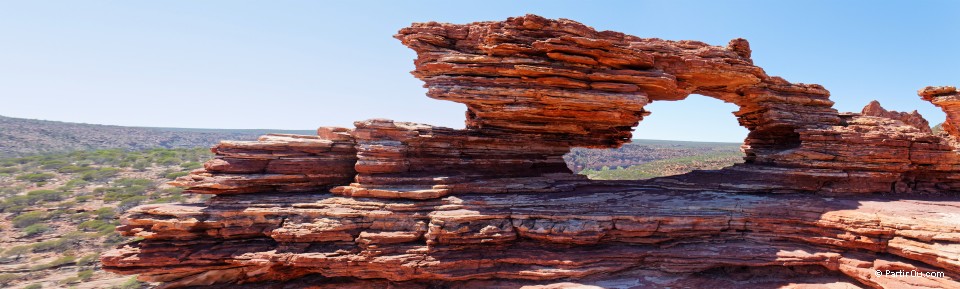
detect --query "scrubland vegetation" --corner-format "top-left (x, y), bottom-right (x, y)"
top-left (0, 148), bottom-right (210, 288)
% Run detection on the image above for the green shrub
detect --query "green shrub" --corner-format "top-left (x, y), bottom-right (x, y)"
top-left (56, 200), bottom-right (77, 209)
top-left (0, 194), bottom-right (36, 212)
top-left (48, 208), bottom-right (69, 218)
top-left (13, 211), bottom-right (47, 228)
top-left (25, 283), bottom-right (42, 289)
top-left (101, 178), bottom-right (154, 202)
top-left (76, 253), bottom-right (99, 267)
top-left (60, 276), bottom-right (81, 285)
top-left (0, 273), bottom-right (20, 285)
top-left (0, 184), bottom-right (25, 196)
top-left (80, 167), bottom-right (120, 181)
top-left (111, 276), bottom-right (145, 289)
top-left (157, 157), bottom-right (181, 166)
top-left (57, 165), bottom-right (93, 174)
top-left (78, 220), bottom-right (116, 234)
top-left (26, 189), bottom-right (69, 202)
top-left (16, 172), bottom-right (56, 183)
top-left (132, 161), bottom-right (149, 171)
top-left (164, 171), bottom-right (189, 179)
top-left (40, 159), bottom-right (68, 170)
top-left (31, 233), bottom-right (85, 252)
top-left (32, 239), bottom-right (69, 252)
top-left (63, 178), bottom-right (89, 188)
top-left (5, 195), bottom-right (38, 206)
top-left (93, 207), bottom-right (116, 219)
top-left (2, 245), bottom-right (31, 260)
top-left (77, 269), bottom-right (94, 281)
top-left (22, 224), bottom-right (50, 237)
top-left (180, 161), bottom-right (202, 170)
top-left (4, 205), bottom-right (27, 213)
top-left (102, 232), bottom-right (129, 247)
top-left (114, 178), bottom-right (153, 187)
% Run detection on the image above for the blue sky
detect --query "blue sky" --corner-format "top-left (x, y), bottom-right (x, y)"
top-left (0, 1), bottom-right (957, 142)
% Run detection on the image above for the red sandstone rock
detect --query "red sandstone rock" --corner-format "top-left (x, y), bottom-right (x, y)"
top-left (861, 100), bottom-right (932, 133)
top-left (169, 132), bottom-right (356, 194)
top-left (330, 119), bottom-right (585, 199)
top-left (102, 189), bottom-right (960, 288)
top-left (920, 86), bottom-right (960, 137)
top-left (103, 15), bottom-right (960, 289)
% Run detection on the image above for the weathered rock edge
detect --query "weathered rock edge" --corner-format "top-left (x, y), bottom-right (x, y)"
top-left (103, 189), bottom-right (959, 288)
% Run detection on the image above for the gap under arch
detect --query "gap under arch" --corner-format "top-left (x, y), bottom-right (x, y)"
top-left (564, 94), bottom-right (748, 180)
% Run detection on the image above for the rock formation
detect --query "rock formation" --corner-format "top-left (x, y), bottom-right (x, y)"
top-left (169, 132), bottom-right (356, 194)
top-left (102, 15), bottom-right (960, 288)
top-left (921, 86), bottom-right (960, 138)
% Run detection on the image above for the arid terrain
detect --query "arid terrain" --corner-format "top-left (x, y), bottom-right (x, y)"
top-left (0, 148), bottom-right (211, 289)
top-left (0, 115), bottom-right (313, 158)
top-left (566, 139), bottom-right (743, 179)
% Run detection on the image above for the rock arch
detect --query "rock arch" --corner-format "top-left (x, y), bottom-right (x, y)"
top-left (395, 15), bottom-right (837, 163)
top-left (172, 14), bottom-right (960, 199)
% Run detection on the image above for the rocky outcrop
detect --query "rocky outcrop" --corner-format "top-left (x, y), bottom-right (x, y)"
top-left (861, 100), bottom-right (932, 134)
top-left (921, 86), bottom-right (960, 138)
top-left (104, 189), bottom-right (960, 288)
top-left (330, 119), bottom-right (585, 199)
top-left (170, 131), bottom-right (356, 194)
top-left (103, 15), bottom-right (960, 288)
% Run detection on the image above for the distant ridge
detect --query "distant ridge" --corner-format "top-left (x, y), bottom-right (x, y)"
top-left (0, 115), bottom-right (315, 158)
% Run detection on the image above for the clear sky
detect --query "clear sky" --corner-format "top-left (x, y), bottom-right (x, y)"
top-left (0, 1), bottom-right (957, 142)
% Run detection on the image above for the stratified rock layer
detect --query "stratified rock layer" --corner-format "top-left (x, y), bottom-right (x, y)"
top-left (331, 119), bottom-right (585, 199)
top-left (921, 86), bottom-right (960, 138)
top-left (104, 189), bottom-right (960, 289)
top-left (103, 15), bottom-right (960, 289)
top-left (170, 131), bottom-right (356, 194)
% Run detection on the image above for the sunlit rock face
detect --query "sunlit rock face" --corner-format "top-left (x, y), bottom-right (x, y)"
top-left (103, 15), bottom-right (960, 288)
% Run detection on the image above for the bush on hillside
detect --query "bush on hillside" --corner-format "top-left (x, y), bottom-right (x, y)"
top-left (164, 171), bottom-right (189, 179)
top-left (92, 207), bottom-right (116, 219)
top-left (0, 273), bottom-right (20, 285)
top-left (12, 211), bottom-right (47, 228)
top-left (80, 167), bottom-right (120, 181)
top-left (15, 172), bottom-right (56, 183)
top-left (2, 245), bottom-right (31, 260)
top-left (22, 224), bottom-right (50, 237)
top-left (26, 189), bottom-right (70, 202)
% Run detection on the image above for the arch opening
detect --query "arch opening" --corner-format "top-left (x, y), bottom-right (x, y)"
top-left (564, 95), bottom-right (748, 180)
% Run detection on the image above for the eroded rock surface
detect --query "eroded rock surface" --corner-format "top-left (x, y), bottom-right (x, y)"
top-left (170, 131), bottom-right (356, 194)
top-left (104, 189), bottom-right (960, 288)
top-left (921, 86), bottom-right (960, 138)
top-left (104, 15), bottom-right (960, 289)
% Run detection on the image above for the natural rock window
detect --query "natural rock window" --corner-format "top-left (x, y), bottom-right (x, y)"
top-left (565, 94), bottom-right (747, 180)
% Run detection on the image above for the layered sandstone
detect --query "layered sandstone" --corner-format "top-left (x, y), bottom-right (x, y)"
top-left (104, 189), bottom-right (960, 289)
top-left (331, 119), bottom-right (585, 199)
top-left (170, 131), bottom-right (356, 194)
top-left (920, 86), bottom-right (960, 137)
top-left (103, 15), bottom-right (960, 289)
